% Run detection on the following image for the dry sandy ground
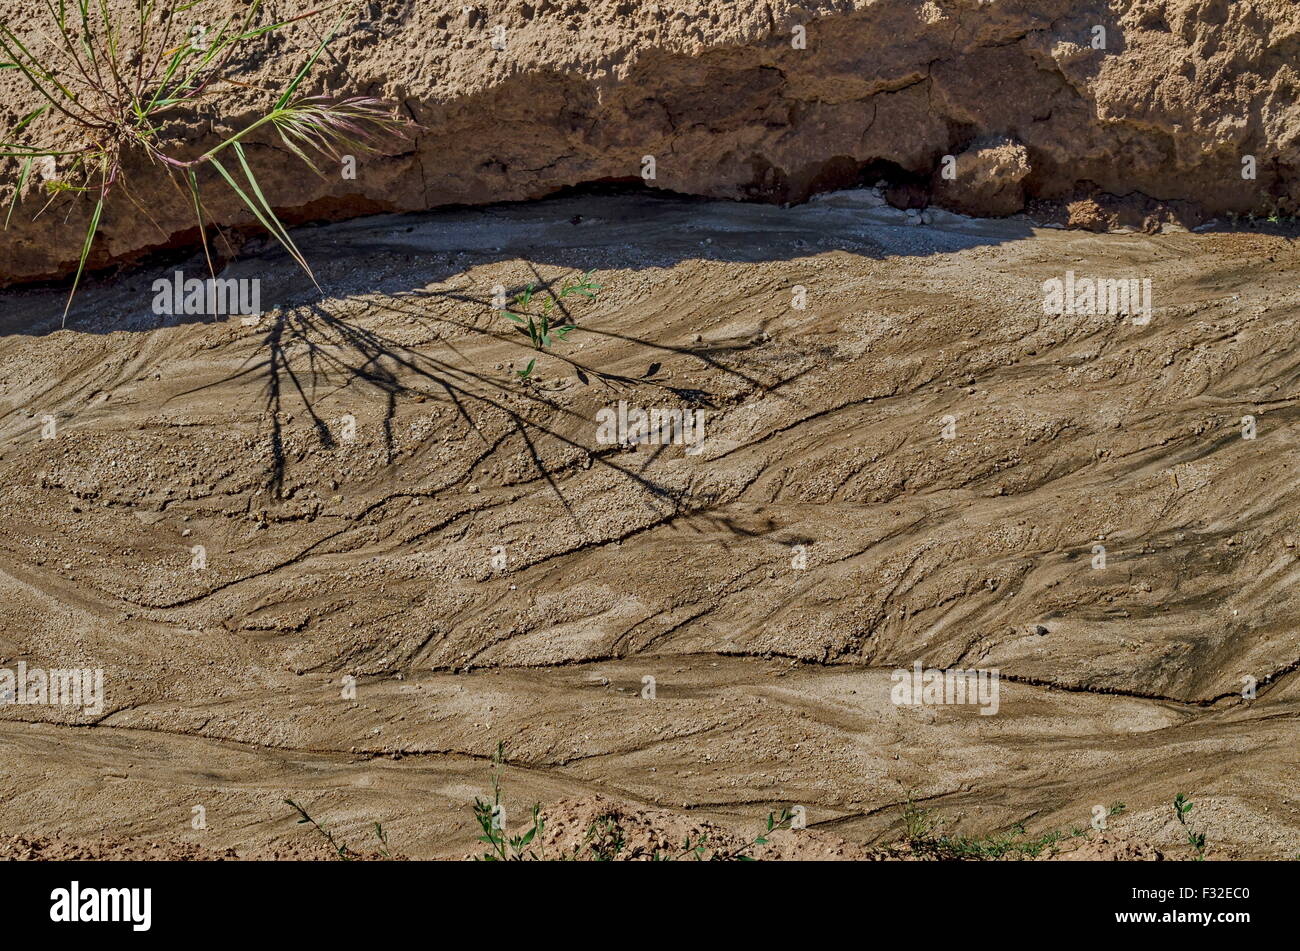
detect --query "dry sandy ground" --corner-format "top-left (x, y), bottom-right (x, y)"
top-left (0, 190), bottom-right (1298, 859)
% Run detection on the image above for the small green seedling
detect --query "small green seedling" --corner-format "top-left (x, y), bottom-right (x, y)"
top-left (737, 806), bottom-right (797, 861)
top-left (472, 741), bottom-right (545, 861)
top-left (504, 269), bottom-right (601, 376)
top-left (284, 798), bottom-right (392, 860)
top-left (1173, 793), bottom-right (1207, 860)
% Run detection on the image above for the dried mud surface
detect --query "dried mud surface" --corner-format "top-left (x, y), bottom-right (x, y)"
top-left (0, 191), bottom-right (1297, 859)
top-left (2, 0), bottom-right (1299, 283)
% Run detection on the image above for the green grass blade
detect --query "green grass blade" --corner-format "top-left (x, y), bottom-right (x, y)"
top-left (4, 155), bottom-right (34, 228)
top-left (11, 104), bottom-right (50, 135)
top-left (207, 153), bottom-right (284, 245)
top-left (144, 45), bottom-right (194, 113)
top-left (231, 140), bottom-right (298, 248)
top-left (0, 144), bottom-right (84, 156)
top-left (0, 29), bottom-right (79, 107)
top-left (210, 148), bottom-right (315, 283)
top-left (186, 169), bottom-right (216, 278)
top-left (62, 194), bottom-right (103, 326)
top-left (275, 12), bottom-right (345, 110)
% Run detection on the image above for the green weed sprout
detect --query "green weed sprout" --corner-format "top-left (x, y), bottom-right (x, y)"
top-left (1173, 793), bottom-right (1208, 860)
top-left (284, 797), bottom-right (392, 860)
top-left (505, 269), bottom-right (601, 378)
top-left (0, 0), bottom-right (410, 324)
top-left (472, 741), bottom-right (545, 861)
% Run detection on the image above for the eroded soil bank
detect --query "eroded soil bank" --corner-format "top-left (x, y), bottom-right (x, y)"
top-left (0, 191), bottom-right (1296, 858)
top-left (2, 0), bottom-right (1298, 284)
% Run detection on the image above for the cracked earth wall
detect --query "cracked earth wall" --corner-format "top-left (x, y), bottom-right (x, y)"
top-left (2, 0), bottom-right (1300, 286)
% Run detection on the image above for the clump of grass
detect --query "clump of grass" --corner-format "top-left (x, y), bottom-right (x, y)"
top-left (469, 739), bottom-right (793, 861)
top-left (1173, 793), bottom-right (1208, 860)
top-left (582, 814), bottom-right (626, 861)
top-left (896, 795), bottom-right (1126, 860)
top-left (472, 741), bottom-right (545, 861)
top-left (1, 0), bottom-right (410, 324)
top-left (931, 824), bottom-right (1070, 860)
top-left (504, 269), bottom-right (601, 379)
top-left (901, 790), bottom-right (941, 845)
top-left (1259, 196), bottom-right (1297, 226)
top-left (372, 821), bottom-right (390, 859)
top-left (284, 797), bottom-right (392, 861)
top-left (665, 807), bottom-right (795, 862)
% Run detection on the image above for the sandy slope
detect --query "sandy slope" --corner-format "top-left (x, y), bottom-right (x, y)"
top-left (0, 191), bottom-right (1297, 858)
